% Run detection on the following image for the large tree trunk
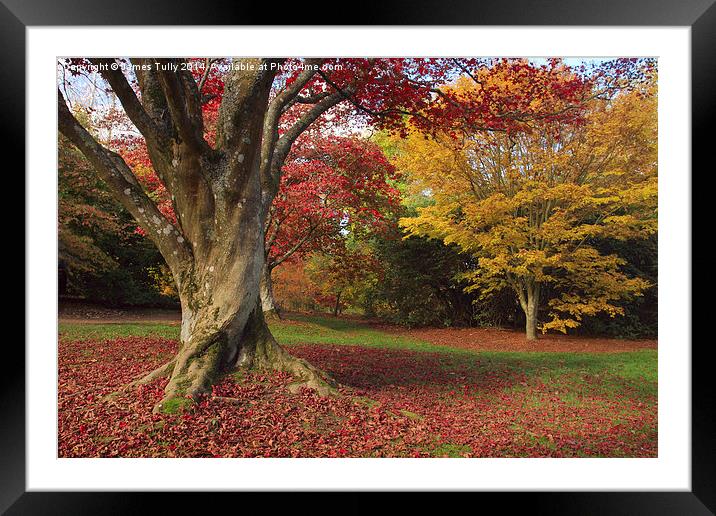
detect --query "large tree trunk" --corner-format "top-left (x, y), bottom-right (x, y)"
top-left (157, 196), bottom-right (335, 412)
top-left (158, 297), bottom-right (335, 412)
top-left (236, 305), bottom-right (334, 394)
top-left (259, 263), bottom-right (280, 319)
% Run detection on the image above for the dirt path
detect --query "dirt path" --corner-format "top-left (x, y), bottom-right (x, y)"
top-left (59, 300), bottom-right (181, 325)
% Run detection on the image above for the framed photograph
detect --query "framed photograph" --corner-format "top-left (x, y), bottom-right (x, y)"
top-left (9, 0), bottom-right (712, 513)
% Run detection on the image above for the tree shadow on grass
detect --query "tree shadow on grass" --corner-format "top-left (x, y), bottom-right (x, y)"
top-left (287, 344), bottom-right (657, 398)
top-left (284, 313), bottom-right (371, 333)
top-left (290, 345), bottom-right (521, 392)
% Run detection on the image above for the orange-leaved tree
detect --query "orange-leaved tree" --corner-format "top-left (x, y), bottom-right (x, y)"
top-left (398, 61), bottom-right (657, 339)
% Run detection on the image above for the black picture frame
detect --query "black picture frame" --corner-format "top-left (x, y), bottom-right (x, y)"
top-left (7, 1), bottom-right (712, 513)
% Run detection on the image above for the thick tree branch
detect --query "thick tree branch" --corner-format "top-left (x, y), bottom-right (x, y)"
top-left (131, 59), bottom-right (174, 135)
top-left (155, 59), bottom-right (208, 155)
top-left (213, 59), bottom-right (282, 208)
top-left (89, 58), bottom-right (170, 152)
top-left (258, 59), bottom-right (324, 186)
top-left (292, 91), bottom-right (332, 106)
top-left (91, 58), bottom-right (183, 198)
top-left (216, 58), bottom-right (281, 152)
top-left (121, 60), bottom-right (216, 247)
top-left (261, 87), bottom-right (348, 206)
top-left (270, 60), bottom-right (324, 116)
top-left (58, 90), bottom-right (192, 273)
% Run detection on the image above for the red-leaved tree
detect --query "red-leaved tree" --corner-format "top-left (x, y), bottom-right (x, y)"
top-left (261, 135), bottom-right (400, 316)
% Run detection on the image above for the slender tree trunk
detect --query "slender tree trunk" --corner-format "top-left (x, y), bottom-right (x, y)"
top-left (525, 304), bottom-right (537, 340)
top-left (525, 283), bottom-right (540, 341)
top-left (260, 263), bottom-right (280, 319)
top-left (332, 291), bottom-right (342, 317)
top-left (517, 281), bottom-right (540, 340)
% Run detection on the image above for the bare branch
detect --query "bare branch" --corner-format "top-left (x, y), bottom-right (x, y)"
top-left (451, 58), bottom-right (484, 86)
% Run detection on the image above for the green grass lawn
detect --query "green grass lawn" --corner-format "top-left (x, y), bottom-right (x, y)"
top-left (58, 321), bottom-right (181, 341)
top-left (59, 313), bottom-right (656, 399)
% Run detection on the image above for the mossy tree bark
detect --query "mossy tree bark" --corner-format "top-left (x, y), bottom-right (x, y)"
top-left (164, 300), bottom-right (336, 408)
top-left (58, 58), bottom-right (347, 409)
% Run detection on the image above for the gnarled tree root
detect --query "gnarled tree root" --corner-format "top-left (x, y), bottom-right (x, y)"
top-left (137, 307), bottom-right (337, 413)
top-left (243, 339), bottom-right (338, 397)
top-left (102, 358), bottom-right (176, 402)
top-left (262, 308), bottom-right (282, 321)
top-left (236, 307), bottom-right (338, 397)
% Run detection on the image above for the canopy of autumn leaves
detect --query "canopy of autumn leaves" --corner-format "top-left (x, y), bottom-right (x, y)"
top-left (398, 61), bottom-right (657, 333)
top-left (59, 133), bottom-right (124, 273)
top-left (266, 135), bottom-right (400, 270)
top-left (59, 56), bottom-right (657, 336)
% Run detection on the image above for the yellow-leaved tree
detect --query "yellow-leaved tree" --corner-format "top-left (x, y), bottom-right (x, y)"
top-left (398, 63), bottom-right (657, 340)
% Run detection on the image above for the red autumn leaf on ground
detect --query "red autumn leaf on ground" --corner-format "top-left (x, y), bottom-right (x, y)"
top-left (58, 331), bottom-right (656, 458)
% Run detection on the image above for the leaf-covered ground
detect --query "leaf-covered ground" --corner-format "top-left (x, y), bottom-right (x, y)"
top-left (58, 315), bottom-right (657, 458)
